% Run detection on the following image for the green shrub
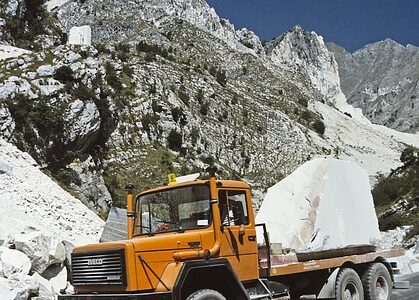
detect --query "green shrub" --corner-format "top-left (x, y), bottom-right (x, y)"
top-left (209, 66), bottom-right (217, 77)
top-left (142, 113), bottom-right (159, 132)
top-left (178, 85), bottom-right (189, 106)
top-left (190, 127), bottom-right (199, 144)
top-left (199, 102), bottom-right (209, 115)
top-left (91, 72), bottom-right (103, 88)
top-left (74, 83), bottom-right (96, 101)
top-left (196, 89), bottom-right (204, 104)
top-left (373, 156), bottom-right (419, 207)
top-left (379, 212), bottom-right (403, 231)
top-left (216, 70), bottom-right (227, 86)
top-left (53, 65), bottom-right (74, 83)
top-left (301, 110), bottom-right (311, 121)
top-left (167, 130), bottom-right (183, 152)
top-left (242, 66), bottom-right (248, 75)
top-left (298, 98), bottom-right (308, 107)
top-left (116, 43), bottom-right (130, 61)
top-left (313, 119), bottom-right (325, 135)
top-left (171, 107), bottom-right (185, 123)
top-left (5, 0), bottom-right (47, 48)
top-left (122, 65), bottom-right (134, 78)
top-left (116, 42), bottom-right (130, 53)
top-left (152, 100), bottom-right (163, 113)
top-left (95, 43), bottom-right (109, 54)
top-left (136, 41), bottom-right (168, 58)
top-left (401, 146), bottom-right (416, 163)
top-left (105, 62), bottom-right (122, 91)
top-left (231, 94), bottom-right (239, 105)
top-left (144, 52), bottom-right (156, 62)
top-left (201, 155), bottom-right (214, 165)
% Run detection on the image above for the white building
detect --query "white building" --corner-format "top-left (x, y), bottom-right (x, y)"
top-left (68, 25), bottom-right (92, 46)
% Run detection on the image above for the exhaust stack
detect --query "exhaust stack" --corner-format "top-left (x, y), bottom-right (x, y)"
top-left (125, 184), bottom-right (135, 240)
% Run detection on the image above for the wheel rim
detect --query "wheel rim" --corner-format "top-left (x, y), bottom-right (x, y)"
top-left (375, 275), bottom-right (389, 300)
top-left (343, 281), bottom-right (360, 300)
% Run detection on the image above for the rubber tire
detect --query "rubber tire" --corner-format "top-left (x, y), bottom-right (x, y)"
top-left (361, 263), bottom-right (392, 300)
top-left (335, 268), bottom-right (364, 300)
top-left (289, 291), bottom-right (302, 300)
top-left (186, 289), bottom-right (226, 300)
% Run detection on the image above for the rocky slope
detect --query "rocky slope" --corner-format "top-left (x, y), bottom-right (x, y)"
top-left (0, 0), bottom-right (418, 214)
top-left (0, 138), bottom-right (104, 245)
top-left (0, 137), bottom-right (104, 298)
top-left (373, 146), bottom-right (419, 239)
top-left (327, 40), bottom-right (419, 133)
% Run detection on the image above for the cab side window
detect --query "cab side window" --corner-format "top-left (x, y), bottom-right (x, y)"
top-left (218, 190), bottom-right (249, 226)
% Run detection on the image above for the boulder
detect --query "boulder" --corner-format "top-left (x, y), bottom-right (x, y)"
top-left (36, 64), bottom-right (54, 77)
top-left (14, 229), bottom-right (51, 274)
top-left (62, 241), bottom-right (74, 269)
top-left (0, 225), bottom-right (8, 246)
top-left (0, 276), bottom-right (9, 291)
top-left (0, 246), bottom-right (11, 277)
top-left (8, 273), bottom-right (39, 295)
top-left (237, 28), bottom-right (263, 54)
top-left (256, 158), bottom-right (380, 251)
top-left (100, 207), bottom-right (128, 242)
top-left (48, 241), bottom-right (66, 266)
top-left (0, 45), bottom-right (31, 61)
top-left (0, 245), bottom-right (12, 279)
top-left (49, 266), bottom-right (67, 295)
top-left (0, 249), bottom-right (31, 278)
top-left (32, 273), bottom-right (55, 300)
top-left (0, 104), bottom-right (15, 140)
top-left (0, 273), bottom-right (38, 300)
top-left (64, 282), bottom-right (74, 295)
top-left (0, 245), bottom-right (10, 255)
top-left (0, 277), bottom-right (31, 300)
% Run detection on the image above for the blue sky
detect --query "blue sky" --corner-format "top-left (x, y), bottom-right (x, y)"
top-left (206, 0), bottom-right (419, 52)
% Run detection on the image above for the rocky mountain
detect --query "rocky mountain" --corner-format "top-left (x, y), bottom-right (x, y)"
top-left (327, 40), bottom-right (419, 133)
top-left (0, 0), bottom-right (418, 215)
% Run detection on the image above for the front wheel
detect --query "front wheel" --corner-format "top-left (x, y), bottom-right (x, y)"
top-left (361, 263), bottom-right (392, 300)
top-left (186, 289), bottom-right (226, 300)
top-left (335, 268), bottom-right (364, 300)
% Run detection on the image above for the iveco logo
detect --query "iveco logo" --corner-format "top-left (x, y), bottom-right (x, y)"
top-left (87, 258), bottom-right (103, 266)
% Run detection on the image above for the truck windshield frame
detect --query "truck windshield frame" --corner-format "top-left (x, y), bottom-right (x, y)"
top-left (134, 184), bottom-right (212, 236)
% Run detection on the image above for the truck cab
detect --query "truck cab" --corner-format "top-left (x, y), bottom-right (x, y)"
top-left (65, 168), bottom-right (264, 299)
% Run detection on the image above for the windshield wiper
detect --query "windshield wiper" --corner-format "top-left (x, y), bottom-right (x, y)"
top-left (135, 224), bottom-right (154, 236)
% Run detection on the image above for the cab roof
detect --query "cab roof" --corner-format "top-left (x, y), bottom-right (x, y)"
top-left (137, 179), bottom-right (250, 197)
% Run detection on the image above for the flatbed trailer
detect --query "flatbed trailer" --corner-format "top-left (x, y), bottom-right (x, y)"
top-left (264, 248), bottom-right (403, 277)
top-left (59, 168), bottom-right (404, 300)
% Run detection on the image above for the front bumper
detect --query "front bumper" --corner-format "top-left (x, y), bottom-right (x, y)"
top-left (58, 291), bottom-right (172, 300)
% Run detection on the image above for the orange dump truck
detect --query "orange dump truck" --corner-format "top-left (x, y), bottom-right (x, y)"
top-left (59, 167), bottom-right (403, 300)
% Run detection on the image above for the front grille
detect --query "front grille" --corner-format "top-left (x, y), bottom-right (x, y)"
top-left (71, 249), bottom-right (126, 286)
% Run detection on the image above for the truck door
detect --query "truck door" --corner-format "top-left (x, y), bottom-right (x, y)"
top-left (218, 189), bottom-right (259, 281)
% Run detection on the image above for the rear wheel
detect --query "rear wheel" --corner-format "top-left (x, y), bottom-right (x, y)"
top-left (186, 289), bottom-right (226, 300)
top-left (361, 263), bottom-right (392, 300)
top-left (336, 268), bottom-right (364, 300)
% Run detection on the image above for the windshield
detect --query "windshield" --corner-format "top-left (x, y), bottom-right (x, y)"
top-left (135, 185), bottom-right (211, 235)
